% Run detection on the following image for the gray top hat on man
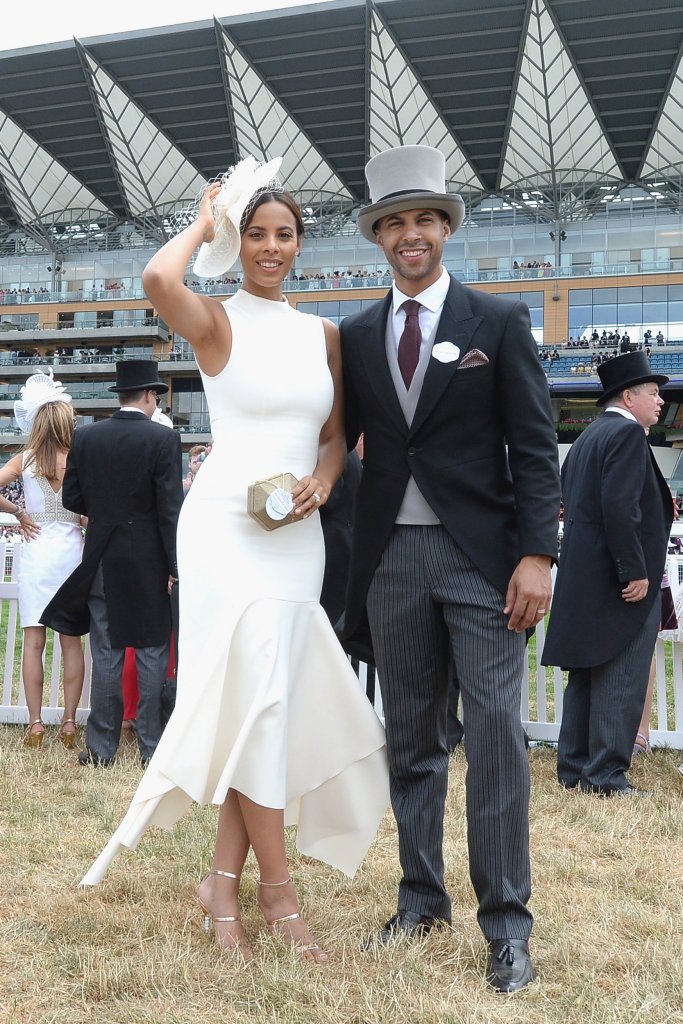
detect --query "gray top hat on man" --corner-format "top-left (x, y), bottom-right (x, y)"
top-left (357, 145), bottom-right (465, 242)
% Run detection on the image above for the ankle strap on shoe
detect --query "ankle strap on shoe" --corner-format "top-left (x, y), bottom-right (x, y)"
top-left (210, 868), bottom-right (239, 880)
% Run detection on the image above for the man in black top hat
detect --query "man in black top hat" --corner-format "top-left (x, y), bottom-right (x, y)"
top-left (543, 351), bottom-right (673, 795)
top-left (42, 360), bottom-right (183, 766)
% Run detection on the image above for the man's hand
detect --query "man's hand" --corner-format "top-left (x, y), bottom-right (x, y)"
top-left (504, 555), bottom-right (553, 632)
top-left (167, 575), bottom-right (178, 595)
top-left (622, 578), bottom-right (648, 602)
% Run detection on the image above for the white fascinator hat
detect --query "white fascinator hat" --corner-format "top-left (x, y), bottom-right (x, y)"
top-left (14, 368), bottom-right (73, 433)
top-left (193, 155), bottom-right (284, 278)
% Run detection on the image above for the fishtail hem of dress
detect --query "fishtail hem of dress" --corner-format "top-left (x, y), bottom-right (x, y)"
top-left (80, 598), bottom-right (389, 885)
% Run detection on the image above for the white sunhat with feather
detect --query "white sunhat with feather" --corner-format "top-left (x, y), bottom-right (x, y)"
top-left (13, 367), bottom-right (73, 433)
top-left (193, 155), bottom-right (284, 278)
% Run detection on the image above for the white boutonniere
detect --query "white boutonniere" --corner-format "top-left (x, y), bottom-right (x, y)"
top-left (431, 342), bottom-right (460, 363)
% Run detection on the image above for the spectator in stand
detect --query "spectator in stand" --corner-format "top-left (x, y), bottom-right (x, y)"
top-left (656, 330), bottom-right (665, 345)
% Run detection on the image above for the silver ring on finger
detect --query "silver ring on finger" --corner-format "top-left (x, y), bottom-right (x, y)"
top-left (313, 492), bottom-right (321, 503)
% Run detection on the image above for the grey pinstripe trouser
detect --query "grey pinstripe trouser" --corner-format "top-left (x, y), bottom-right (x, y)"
top-left (366, 525), bottom-right (533, 940)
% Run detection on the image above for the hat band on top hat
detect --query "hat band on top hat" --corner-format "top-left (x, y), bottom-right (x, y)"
top-left (378, 187), bottom-right (441, 201)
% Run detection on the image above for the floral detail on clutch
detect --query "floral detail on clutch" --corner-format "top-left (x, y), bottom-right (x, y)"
top-left (457, 348), bottom-right (489, 369)
top-left (431, 342), bottom-right (460, 363)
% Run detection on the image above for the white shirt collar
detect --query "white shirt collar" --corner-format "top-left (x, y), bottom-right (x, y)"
top-left (392, 266), bottom-right (450, 316)
top-left (604, 406), bottom-right (637, 423)
top-left (119, 406), bottom-right (147, 415)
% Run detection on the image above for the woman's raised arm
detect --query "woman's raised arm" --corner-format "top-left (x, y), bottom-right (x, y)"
top-left (142, 184), bottom-right (230, 356)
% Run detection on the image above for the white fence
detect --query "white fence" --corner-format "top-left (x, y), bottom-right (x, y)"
top-left (0, 542), bottom-right (92, 725)
top-left (524, 618), bottom-right (683, 748)
top-left (1, 542), bottom-right (682, 748)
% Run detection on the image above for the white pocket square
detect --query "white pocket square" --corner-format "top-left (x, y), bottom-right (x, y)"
top-left (431, 342), bottom-right (460, 363)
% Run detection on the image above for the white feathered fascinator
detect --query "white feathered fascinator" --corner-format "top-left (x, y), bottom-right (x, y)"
top-left (192, 155), bottom-right (283, 278)
top-left (14, 367), bottom-right (73, 432)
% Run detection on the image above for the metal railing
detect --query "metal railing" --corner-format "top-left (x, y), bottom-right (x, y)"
top-left (2, 257), bottom-right (683, 308)
top-left (0, 541), bottom-right (681, 745)
top-left (0, 315), bottom-right (161, 332)
top-left (0, 350), bottom-right (156, 368)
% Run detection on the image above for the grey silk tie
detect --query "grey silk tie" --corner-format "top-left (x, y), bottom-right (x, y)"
top-left (398, 299), bottom-right (422, 389)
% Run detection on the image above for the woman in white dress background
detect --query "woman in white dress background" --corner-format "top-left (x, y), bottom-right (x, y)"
top-left (80, 158), bottom-right (388, 961)
top-left (0, 372), bottom-right (84, 748)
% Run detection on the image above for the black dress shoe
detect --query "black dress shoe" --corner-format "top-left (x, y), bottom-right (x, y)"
top-left (487, 939), bottom-right (537, 993)
top-left (579, 781), bottom-right (649, 798)
top-left (614, 783), bottom-right (650, 798)
top-left (361, 911), bottom-right (446, 950)
top-left (78, 749), bottom-right (114, 767)
top-left (558, 778), bottom-right (579, 790)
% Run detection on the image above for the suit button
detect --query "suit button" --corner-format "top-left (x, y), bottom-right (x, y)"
top-left (127, 520), bottom-right (133, 525)
top-left (407, 447), bottom-right (416, 456)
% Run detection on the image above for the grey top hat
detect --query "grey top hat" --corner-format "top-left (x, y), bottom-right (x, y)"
top-left (108, 359), bottom-right (169, 395)
top-left (596, 350), bottom-right (668, 406)
top-left (357, 146), bottom-right (465, 242)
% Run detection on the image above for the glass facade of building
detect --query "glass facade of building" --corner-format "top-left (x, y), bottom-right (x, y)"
top-left (568, 284), bottom-right (683, 341)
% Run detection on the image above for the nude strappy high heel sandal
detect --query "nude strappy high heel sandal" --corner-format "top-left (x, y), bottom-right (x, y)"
top-left (197, 868), bottom-right (251, 956)
top-left (257, 877), bottom-right (328, 963)
top-left (23, 719), bottom-right (45, 749)
top-left (58, 718), bottom-right (77, 749)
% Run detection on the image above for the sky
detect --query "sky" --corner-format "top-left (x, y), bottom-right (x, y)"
top-left (4, 0), bottom-right (339, 51)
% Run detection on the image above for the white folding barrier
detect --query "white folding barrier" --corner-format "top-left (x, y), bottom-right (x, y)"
top-left (0, 540), bottom-right (681, 747)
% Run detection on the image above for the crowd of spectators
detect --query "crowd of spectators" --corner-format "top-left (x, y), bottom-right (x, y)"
top-left (512, 260), bottom-right (553, 277)
top-left (0, 287), bottom-right (51, 303)
top-left (554, 328), bottom-right (666, 351)
top-left (0, 479), bottom-right (23, 541)
top-left (184, 277), bottom-right (241, 290)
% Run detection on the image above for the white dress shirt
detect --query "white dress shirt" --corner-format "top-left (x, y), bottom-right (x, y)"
top-left (604, 406), bottom-right (637, 423)
top-left (390, 266), bottom-right (450, 355)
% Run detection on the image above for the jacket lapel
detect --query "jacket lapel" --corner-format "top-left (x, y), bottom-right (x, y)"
top-left (356, 291), bottom-right (407, 433)
top-left (409, 277), bottom-right (483, 437)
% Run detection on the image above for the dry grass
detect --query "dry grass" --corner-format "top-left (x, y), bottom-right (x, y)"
top-left (1, 726), bottom-right (683, 1024)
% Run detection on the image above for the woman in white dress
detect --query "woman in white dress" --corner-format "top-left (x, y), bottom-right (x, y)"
top-left (0, 374), bottom-right (84, 748)
top-left (80, 158), bottom-right (389, 961)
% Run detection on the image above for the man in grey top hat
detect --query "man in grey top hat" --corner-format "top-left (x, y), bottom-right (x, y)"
top-left (341, 145), bottom-right (560, 991)
top-left (542, 351), bottom-right (672, 795)
top-left (42, 360), bottom-right (183, 767)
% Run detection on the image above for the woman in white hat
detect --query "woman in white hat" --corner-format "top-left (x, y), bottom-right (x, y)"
top-left (79, 158), bottom-right (389, 962)
top-left (0, 371), bottom-right (85, 748)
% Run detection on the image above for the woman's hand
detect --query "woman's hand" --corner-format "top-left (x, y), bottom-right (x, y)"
top-left (18, 514), bottom-right (41, 542)
top-left (292, 476), bottom-right (329, 518)
top-left (197, 183), bottom-right (221, 244)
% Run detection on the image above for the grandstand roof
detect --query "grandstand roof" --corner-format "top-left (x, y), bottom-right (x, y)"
top-left (1, 0), bottom-right (682, 247)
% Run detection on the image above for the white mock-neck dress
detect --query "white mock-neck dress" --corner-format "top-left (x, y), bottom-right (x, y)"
top-left (81, 289), bottom-right (388, 884)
